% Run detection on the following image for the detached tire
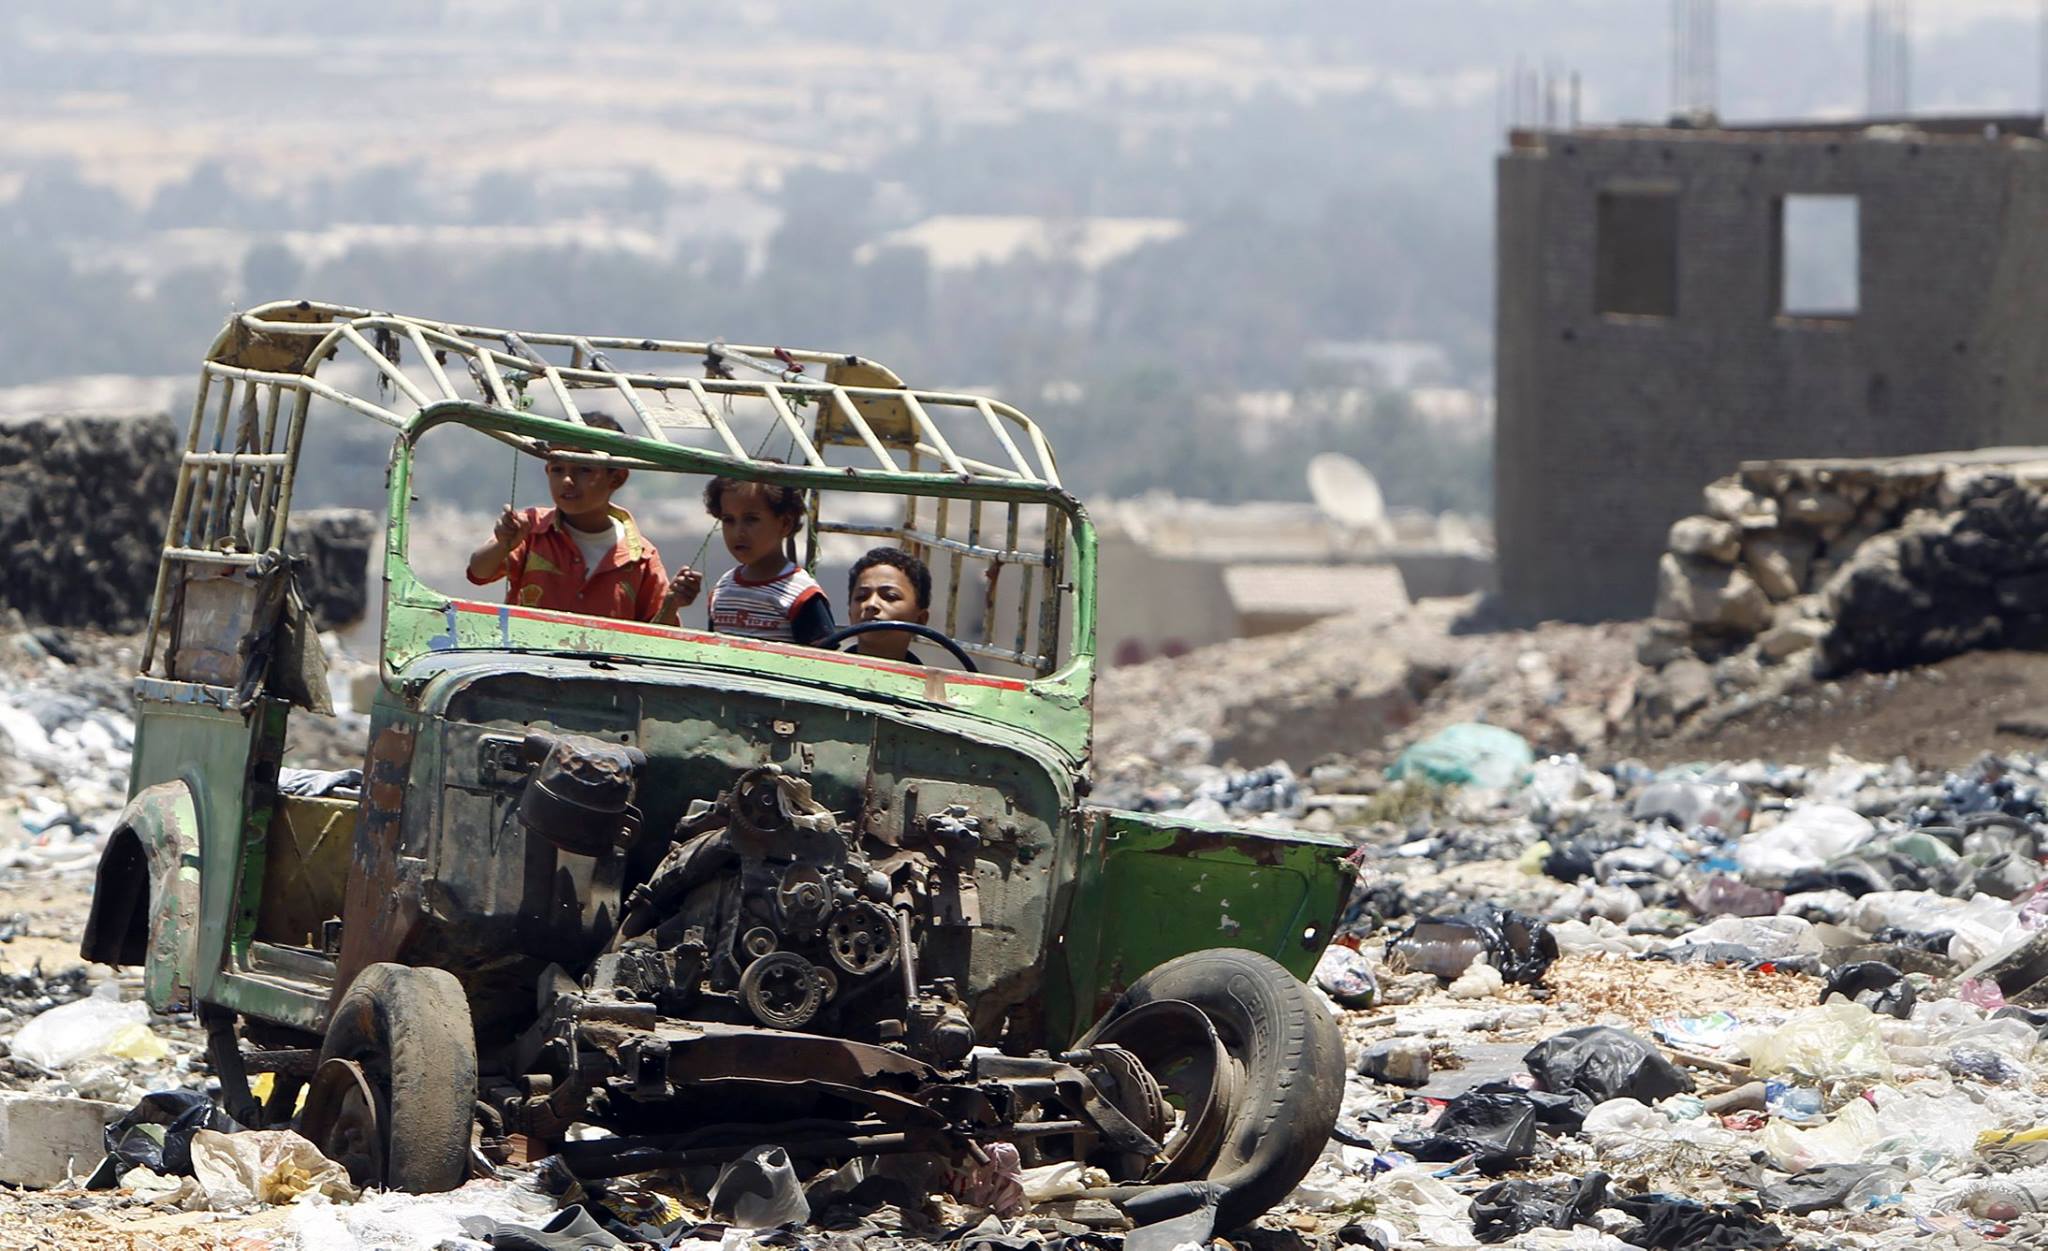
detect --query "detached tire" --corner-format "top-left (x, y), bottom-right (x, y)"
top-left (311, 963), bottom-right (476, 1193)
top-left (1111, 949), bottom-right (1344, 1232)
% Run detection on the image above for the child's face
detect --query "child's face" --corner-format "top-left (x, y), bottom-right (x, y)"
top-left (715, 482), bottom-right (798, 568)
top-left (851, 565), bottom-right (929, 627)
top-left (546, 457), bottom-right (627, 518)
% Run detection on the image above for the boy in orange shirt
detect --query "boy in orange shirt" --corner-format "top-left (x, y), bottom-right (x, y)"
top-left (465, 414), bottom-right (702, 622)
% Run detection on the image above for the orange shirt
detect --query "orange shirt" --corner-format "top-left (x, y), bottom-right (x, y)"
top-left (466, 506), bottom-right (670, 622)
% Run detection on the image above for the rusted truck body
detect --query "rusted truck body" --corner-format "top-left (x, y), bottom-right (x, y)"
top-left (83, 302), bottom-right (1352, 1230)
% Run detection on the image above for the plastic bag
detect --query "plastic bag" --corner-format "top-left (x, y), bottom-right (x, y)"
top-left (104, 1090), bottom-right (242, 1176)
top-left (1357, 1037), bottom-right (1432, 1087)
top-left (1739, 1002), bottom-right (1892, 1085)
top-left (1525, 755), bottom-right (1616, 819)
top-left (1389, 724), bottom-right (1533, 790)
top-left (1848, 890), bottom-right (2025, 967)
top-left (1665, 915), bottom-right (1821, 963)
top-left (710, 1145), bottom-right (811, 1229)
top-left (1471, 1171), bottom-right (1609, 1244)
top-left (188, 1128), bottom-right (357, 1208)
top-left (1392, 1088), bottom-right (1539, 1174)
top-left (1387, 902), bottom-right (1557, 985)
top-left (1689, 876), bottom-right (1783, 918)
top-left (1820, 961), bottom-right (1916, 1019)
top-left (1313, 944), bottom-right (1379, 1008)
top-left (1613, 1194), bottom-right (1786, 1250)
top-left (8, 982), bottom-right (150, 1070)
top-left (1758, 1162), bottom-right (1903, 1215)
top-left (1523, 1026), bottom-right (1694, 1106)
top-left (1366, 1167), bottom-right (1478, 1248)
top-left (1632, 779), bottom-right (1748, 833)
top-left (1757, 1099), bottom-right (1881, 1172)
top-left (1735, 805), bottom-right (1874, 881)
top-left (1652, 1011), bottom-right (1744, 1051)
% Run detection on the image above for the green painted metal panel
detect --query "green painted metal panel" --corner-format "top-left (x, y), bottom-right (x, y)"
top-left (125, 685), bottom-right (281, 1005)
top-left (1045, 808), bottom-right (1353, 1045)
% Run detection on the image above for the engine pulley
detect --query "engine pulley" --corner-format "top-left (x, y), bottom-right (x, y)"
top-left (738, 951), bottom-right (827, 1029)
top-left (825, 902), bottom-right (899, 977)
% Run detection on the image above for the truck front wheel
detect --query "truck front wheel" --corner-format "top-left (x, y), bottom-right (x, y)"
top-left (300, 963), bottom-right (476, 1193)
top-left (1090, 948), bottom-right (1345, 1232)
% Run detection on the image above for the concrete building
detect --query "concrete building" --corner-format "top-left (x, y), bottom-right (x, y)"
top-left (1091, 497), bottom-right (1493, 665)
top-left (1495, 114), bottom-right (2048, 623)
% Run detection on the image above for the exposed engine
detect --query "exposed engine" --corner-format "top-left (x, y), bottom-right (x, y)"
top-left (517, 740), bottom-right (976, 1066)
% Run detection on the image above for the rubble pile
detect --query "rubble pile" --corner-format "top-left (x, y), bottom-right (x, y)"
top-left (1637, 450), bottom-right (2048, 737)
top-left (1097, 597), bottom-right (1640, 770)
top-left (0, 411), bottom-right (179, 631)
top-left (0, 411), bottom-right (377, 633)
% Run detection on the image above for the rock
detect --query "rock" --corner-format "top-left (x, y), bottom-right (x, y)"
top-left (1784, 489), bottom-right (1858, 534)
top-left (1668, 516), bottom-right (1741, 564)
top-left (1635, 619), bottom-right (1692, 668)
top-left (1654, 554), bottom-right (1771, 635)
top-left (0, 412), bottom-right (178, 630)
top-left (0, 1090), bottom-right (124, 1187)
top-left (1758, 619), bottom-right (1828, 662)
top-left (1652, 656), bottom-right (1713, 719)
top-left (1358, 1037), bottom-right (1433, 1087)
top-left (1706, 479), bottom-right (1778, 529)
top-left (1742, 535), bottom-right (1813, 602)
top-left (1711, 651), bottom-right (1765, 692)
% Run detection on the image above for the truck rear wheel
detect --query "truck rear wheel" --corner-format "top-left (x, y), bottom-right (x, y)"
top-left (301, 963), bottom-right (476, 1193)
top-left (1094, 949), bottom-right (1345, 1232)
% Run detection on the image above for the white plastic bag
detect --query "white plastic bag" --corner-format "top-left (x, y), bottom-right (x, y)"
top-left (1738, 1002), bottom-right (1892, 1085)
top-left (8, 982), bottom-right (148, 1070)
top-left (1758, 1098), bottom-right (1882, 1171)
top-left (188, 1128), bottom-right (357, 1208)
top-left (1735, 804), bottom-right (1873, 879)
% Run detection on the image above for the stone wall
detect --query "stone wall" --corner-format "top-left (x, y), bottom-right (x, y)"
top-left (1496, 120), bottom-right (2048, 624)
top-left (1634, 447), bottom-right (2048, 734)
top-left (0, 412), bottom-right (374, 633)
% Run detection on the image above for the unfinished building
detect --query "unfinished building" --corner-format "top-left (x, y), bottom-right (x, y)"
top-left (1495, 114), bottom-right (2048, 623)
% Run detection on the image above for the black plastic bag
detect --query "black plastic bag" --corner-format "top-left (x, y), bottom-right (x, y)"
top-left (1757, 1163), bottom-right (1894, 1215)
top-left (1387, 902), bottom-right (1558, 985)
top-left (1613, 1194), bottom-right (1786, 1250)
top-left (1391, 1089), bottom-right (1538, 1174)
top-left (1472, 1171), bottom-right (1610, 1244)
top-left (103, 1089), bottom-right (241, 1176)
top-left (1466, 1079), bottom-right (1591, 1131)
top-left (1541, 830), bottom-right (1634, 883)
top-left (1523, 1026), bottom-right (1693, 1105)
top-left (1820, 961), bottom-right (1916, 1019)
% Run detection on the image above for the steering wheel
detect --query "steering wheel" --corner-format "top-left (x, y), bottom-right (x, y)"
top-left (818, 622), bottom-right (979, 673)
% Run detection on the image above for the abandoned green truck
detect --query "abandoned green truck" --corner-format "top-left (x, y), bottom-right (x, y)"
top-left (81, 301), bottom-right (1353, 1231)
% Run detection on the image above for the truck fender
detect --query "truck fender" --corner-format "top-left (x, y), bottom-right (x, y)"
top-left (80, 781), bottom-right (203, 1011)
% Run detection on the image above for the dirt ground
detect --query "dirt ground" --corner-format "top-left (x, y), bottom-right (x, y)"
top-left (1635, 650), bottom-right (2048, 771)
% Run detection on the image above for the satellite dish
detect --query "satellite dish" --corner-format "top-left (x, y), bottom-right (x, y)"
top-left (1308, 453), bottom-right (1391, 539)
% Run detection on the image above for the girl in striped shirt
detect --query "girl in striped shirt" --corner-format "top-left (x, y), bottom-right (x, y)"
top-left (665, 477), bottom-right (835, 644)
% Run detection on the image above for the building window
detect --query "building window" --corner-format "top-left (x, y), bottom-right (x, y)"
top-left (1775, 194), bottom-right (1860, 317)
top-left (1594, 188), bottom-right (1679, 318)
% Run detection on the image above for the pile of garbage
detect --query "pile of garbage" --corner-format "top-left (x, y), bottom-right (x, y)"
top-left (1293, 726), bottom-right (2048, 1249)
top-left (0, 623), bottom-right (374, 886)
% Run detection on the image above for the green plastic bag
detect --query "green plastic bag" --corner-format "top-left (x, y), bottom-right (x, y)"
top-left (1390, 723), bottom-right (1535, 789)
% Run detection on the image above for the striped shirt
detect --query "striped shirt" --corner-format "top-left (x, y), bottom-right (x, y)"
top-left (708, 562), bottom-right (828, 642)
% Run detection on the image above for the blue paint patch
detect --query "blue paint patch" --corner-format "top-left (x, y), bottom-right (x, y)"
top-left (499, 605), bottom-right (512, 647)
top-left (427, 602), bottom-right (459, 651)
